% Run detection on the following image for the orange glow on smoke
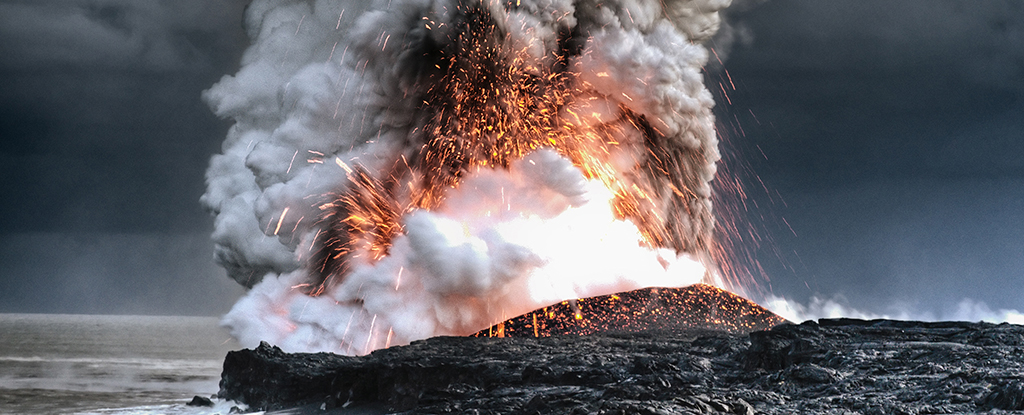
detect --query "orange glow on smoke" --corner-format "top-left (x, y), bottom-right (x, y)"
top-left (309, 4), bottom-right (725, 304)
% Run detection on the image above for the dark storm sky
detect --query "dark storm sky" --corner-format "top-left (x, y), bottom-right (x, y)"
top-left (0, 0), bottom-right (1021, 317)
top-left (0, 0), bottom-right (249, 315)
top-left (718, 0), bottom-right (1024, 316)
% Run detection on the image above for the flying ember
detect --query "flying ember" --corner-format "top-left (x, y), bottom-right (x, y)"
top-left (203, 0), bottom-right (733, 355)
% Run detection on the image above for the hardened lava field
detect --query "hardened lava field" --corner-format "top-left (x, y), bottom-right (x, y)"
top-left (474, 283), bottom-right (786, 337)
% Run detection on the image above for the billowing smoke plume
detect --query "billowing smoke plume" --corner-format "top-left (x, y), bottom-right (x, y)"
top-left (203, 0), bottom-right (730, 354)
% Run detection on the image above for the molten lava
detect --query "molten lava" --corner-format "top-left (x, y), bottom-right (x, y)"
top-left (475, 284), bottom-right (786, 337)
top-left (207, 0), bottom-right (736, 355)
top-left (309, 2), bottom-right (718, 296)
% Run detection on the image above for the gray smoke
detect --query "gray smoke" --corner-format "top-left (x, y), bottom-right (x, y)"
top-left (202, 0), bottom-right (729, 353)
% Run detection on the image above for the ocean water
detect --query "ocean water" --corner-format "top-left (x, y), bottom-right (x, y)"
top-left (0, 313), bottom-right (246, 414)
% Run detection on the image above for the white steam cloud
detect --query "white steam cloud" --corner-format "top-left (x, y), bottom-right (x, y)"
top-left (202, 0), bottom-right (730, 354)
top-left (761, 294), bottom-right (1024, 325)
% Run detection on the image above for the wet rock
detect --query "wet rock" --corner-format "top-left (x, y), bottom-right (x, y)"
top-left (186, 395), bottom-right (213, 407)
top-left (219, 319), bottom-right (1024, 414)
top-left (983, 381), bottom-right (1024, 410)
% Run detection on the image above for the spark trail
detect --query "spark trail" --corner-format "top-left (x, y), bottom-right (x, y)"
top-left (203, 0), bottom-right (731, 354)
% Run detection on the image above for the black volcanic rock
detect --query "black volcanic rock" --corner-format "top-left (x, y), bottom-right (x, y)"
top-left (219, 319), bottom-right (1024, 414)
top-left (186, 395), bottom-right (214, 407)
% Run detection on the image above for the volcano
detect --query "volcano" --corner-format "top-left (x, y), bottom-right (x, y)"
top-left (205, 0), bottom-right (734, 355)
top-left (475, 283), bottom-right (786, 337)
top-left (218, 285), bottom-right (790, 412)
top-left (217, 292), bottom-right (1024, 415)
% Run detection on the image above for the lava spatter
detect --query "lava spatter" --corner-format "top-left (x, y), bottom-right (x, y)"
top-left (204, 0), bottom-right (735, 354)
top-left (474, 283), bottom-right (786, 337)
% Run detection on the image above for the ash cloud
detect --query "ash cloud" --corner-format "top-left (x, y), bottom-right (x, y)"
top-left (203, 0), bottom-right (730, 353)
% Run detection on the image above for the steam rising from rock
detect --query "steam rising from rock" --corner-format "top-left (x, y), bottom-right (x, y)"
top-left (203, 0), bottom-right (730, 354)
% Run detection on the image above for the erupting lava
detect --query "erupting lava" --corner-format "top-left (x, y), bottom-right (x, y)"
top-left (475, 284), bottom-right (785, 338)
top-left (310, 3), bottom-right (716, 295)
top-left (203, 0), bottom-right (739, 354)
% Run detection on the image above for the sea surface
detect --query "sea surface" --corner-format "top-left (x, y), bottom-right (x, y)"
top-left (0, 313), bottom-right (247, 414)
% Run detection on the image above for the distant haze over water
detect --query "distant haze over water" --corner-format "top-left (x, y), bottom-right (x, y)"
top-left (0, 314), bottom-right (240, 414)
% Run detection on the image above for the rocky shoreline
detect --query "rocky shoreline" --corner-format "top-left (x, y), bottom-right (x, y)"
top-left (219, 318), bottom-right (1024, 414)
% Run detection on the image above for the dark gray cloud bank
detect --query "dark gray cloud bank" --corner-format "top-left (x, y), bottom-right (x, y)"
top-left (0, 0), bottom-right (1021, 318)
top-left (716, 0), bottom-right (1024, 319)
top-left (0, 0), bottom-right (249, 315)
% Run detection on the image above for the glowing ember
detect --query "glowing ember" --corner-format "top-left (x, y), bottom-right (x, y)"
top-left (204, 0), bottom-right (736, 355)
top-left (307, 3), bottom-right (719, 296)
top-left (474, 284), bottom-right (786, 337)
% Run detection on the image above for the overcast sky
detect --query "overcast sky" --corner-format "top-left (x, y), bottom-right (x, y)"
top-left (717, 0), bottom-right (1024, 318)
top-left (0, 0), bottom-right (249, 315)
top-left (0, 0), bottom-right (1021, 317)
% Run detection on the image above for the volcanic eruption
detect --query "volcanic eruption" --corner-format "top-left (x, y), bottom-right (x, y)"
top-left (203, 0), bottom-right (742, 354)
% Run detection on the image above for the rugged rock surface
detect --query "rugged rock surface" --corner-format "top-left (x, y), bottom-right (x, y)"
top-left (219, 318), bottom-right (1024, 414)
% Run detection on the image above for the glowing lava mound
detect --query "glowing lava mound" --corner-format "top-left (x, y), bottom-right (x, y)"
top-left (476, 283), bottom-right (786, 337)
